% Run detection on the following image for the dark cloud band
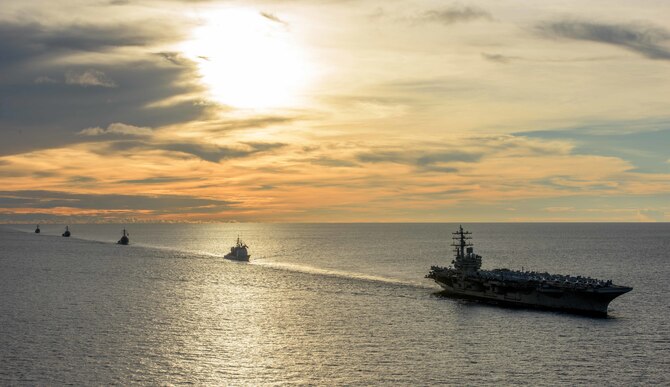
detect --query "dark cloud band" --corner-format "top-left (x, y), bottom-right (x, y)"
top-left (537, 20), bottom-right (670, 60)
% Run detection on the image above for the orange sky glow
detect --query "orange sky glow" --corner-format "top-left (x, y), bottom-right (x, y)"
top-left (0, 1), bottom-right (669, 222)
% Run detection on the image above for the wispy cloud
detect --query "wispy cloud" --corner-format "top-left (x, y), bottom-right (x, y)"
top-left (356, 149), bottom-right (483, 173)
top-left (260, 11), bottom-right (288, 27)
top-left (518, 125), bottom-right (670, 174)
top-left (68, 176), bottom-right (97, 184)
top-left (309, 157), bottom-right (359, 168)
top-left (65, 69), bottom-right (117, 87)
top-left (162, 142), bottom-right (286, 163)
top-left (200, 115), bottom-right (299, 133)
top-left (420, 5), bottom-right (492, 25)
top-left (481, 52), bottom-right (516, 64)
top-left (536, 20), bottom-right (670, 60)
top-left (0, 190), bottom-right (236, 221)
top-left (118, 176), bottom-right (203, 185)
top-left (89, 139), bottom-right (287, 163)
top-left (78, 122), bottom-right (153, 137)
top-left (156, 51), bottom-right (189, 66)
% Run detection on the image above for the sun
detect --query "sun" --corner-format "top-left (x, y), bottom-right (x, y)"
top-left (180, 8), bottom-right (311, 110)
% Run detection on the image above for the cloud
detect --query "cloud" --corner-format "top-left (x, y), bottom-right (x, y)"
top-left (202, 115), bottom-right (299, 133)
top-left (162, 142), bottom-right (286, 163)
top-left (68, 176), bottom-right (97, 183)
top-left (420, 5), bottom-right (492, 25)
top-left (416, 151), bottom-right (482, 165)
top-left (260, 11), bottom-right (288, 26)
top-left (118, 176), bottom-right (203, 185)
top-left (309, 157), bottom-right (359, 168)
top-left (380, 77), bottom-right (486, 98)
top-left (544, 206), bottom-right (575, 213)
top-left (474, 134), bottom-right (572, 156)
top-left (0, 190), bottom-right (236, 219)
top-left (536, 20), bottom-right (670, 60)
top-left (0, 18), bottom-right (208, 156)
top-left (1, 61), bottom-right (208, 156)
top-left (2, 20), bottom-right (184, 57)
top-left (636, 209), bottom-right (666, 222)
top-left (533, 176), bottom-right (617, 192)
top-left (518, 124), bottom-right (670, 173)
top-left (65, 69), bottom-right (117, 88)
top-left (156, 51), bottom-right (188, 66)
top-left (356, 151), bottom-right (404, 164)
top-left (90, 139), bottom-right (287, 163)
top-left (481, 52), bottom-right (515, 63)
top-left (356, 148), bottom-right (483, 173)
top-left (78, 122), bottom-right (153, 137)
top-left (161, 143), bottom-right (243, 162)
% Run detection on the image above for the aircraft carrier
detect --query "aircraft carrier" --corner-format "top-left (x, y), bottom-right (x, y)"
top-left (426, 226), bottom-right (633, 316)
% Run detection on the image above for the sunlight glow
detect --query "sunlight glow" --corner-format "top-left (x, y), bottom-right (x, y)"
top-left (180, 8), bottom-right (312, 109)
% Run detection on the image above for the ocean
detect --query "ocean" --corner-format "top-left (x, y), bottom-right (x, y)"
top-left (1, 223), bottom-right (668, 385)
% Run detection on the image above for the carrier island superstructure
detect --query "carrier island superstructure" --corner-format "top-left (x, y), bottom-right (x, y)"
top-left (426, 226), bottom-right (632, 316)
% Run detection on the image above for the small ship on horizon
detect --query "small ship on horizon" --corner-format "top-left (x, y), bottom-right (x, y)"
top-left (427, 226), bottom-right (632, 316)
top-left (117, 229), bottom-right (129, 245)
top-left (224, 236), bottom-right (250, 261)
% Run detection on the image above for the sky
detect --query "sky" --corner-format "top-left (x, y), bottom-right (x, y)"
top-left (0, 0), bottom-right (669, 223)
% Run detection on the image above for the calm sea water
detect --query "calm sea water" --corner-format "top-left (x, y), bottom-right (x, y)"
top-left (1, 223), bottom-right (668, 385)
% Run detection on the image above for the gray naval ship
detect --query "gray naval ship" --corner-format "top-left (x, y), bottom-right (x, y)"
top-left (224, 236), bottom-right (250, 261)
top-left (426, 226), bottom-right (632, 316)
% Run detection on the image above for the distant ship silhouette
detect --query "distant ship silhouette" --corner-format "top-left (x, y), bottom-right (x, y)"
top-left (224, 236), bottom-right (250, 261)
top-left (117, 229), bottom-right (129, 245)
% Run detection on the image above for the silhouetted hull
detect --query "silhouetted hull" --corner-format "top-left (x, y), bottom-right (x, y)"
top-left (224, 253), bottom-right (250, 262)
top-left (433, 275), bottom-right (632, 316)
